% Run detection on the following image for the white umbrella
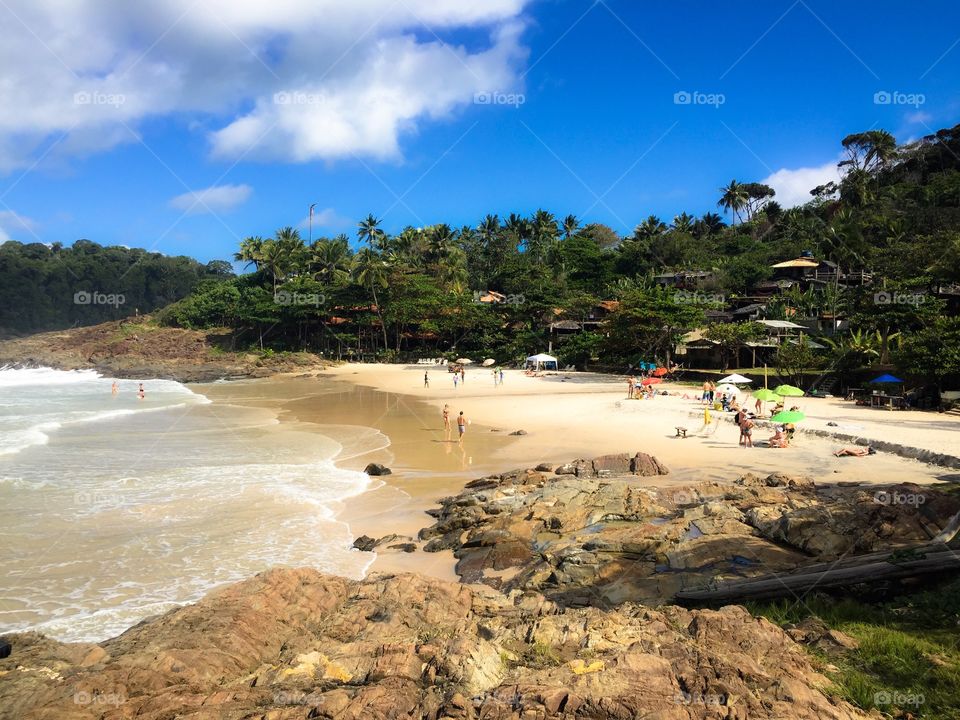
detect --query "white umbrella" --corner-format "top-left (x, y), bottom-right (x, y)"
top-left (716, 383), bottom-right (740, 396)
top-left (718, 373), bottom-right (752, 384)
top-left (455, 358), bottom-right (474, 365)
top-left (481, 358), bottom-right (496, 367)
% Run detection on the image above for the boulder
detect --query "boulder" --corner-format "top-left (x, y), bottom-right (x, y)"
top-left (364, 463), bottom-right (392, 476)
top-left (352, 535), bottom-right (377, 552)
top-left (509, 429), bottom-right (528, 436)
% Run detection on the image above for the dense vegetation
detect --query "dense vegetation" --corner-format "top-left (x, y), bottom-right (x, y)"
top-left (0, 240), bottom-right (231, 336)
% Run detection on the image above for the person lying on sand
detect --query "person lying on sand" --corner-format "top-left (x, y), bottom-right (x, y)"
top-left (833, 447), bottom-right (877, 457)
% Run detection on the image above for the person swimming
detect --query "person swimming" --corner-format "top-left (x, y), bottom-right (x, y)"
top-left (111, 381), bottom-right (118, 395)
top-left (137, 383), bottom-right (145, 400)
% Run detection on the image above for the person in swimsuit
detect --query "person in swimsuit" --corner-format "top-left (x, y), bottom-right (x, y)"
top-left (111, 381), bottom-right (118, 395)
top-left (137, 383), bottom-right (145, 400)
top-left (499, 368), bottom-right (504, 384)
top-left (442, 404), bottom-right (450, 430)
top-left (424, 371), bottom-right (429, 388)
top-left (457, 411), bottom-right (467, 443)
top-left (740, 416), bottom-right (754, 447)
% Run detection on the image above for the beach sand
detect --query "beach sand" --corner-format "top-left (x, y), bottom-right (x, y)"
top-left (200, 365), bottom-right (960, 581)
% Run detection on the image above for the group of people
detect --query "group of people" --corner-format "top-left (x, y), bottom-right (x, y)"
top-left (625, 376), bottom-right (658, 400)
top-left (111, 380), bottom-right (145, 400)
top-left (441, 403), bottom-right (468, 443)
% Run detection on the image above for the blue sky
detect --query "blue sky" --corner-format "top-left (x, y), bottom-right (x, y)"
top-left (0, 0), bottom-right (957, 262)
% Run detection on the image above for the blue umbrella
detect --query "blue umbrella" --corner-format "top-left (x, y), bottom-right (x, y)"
top-left (869, 374), bottom-right (903, 384)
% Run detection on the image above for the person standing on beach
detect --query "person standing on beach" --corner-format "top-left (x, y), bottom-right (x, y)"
top-left (457, 411), bottom-right (467, 443)
top-left (460, 367), bottom-right (466, 384)
top-left (424, 371), bottom-right (429, 388)
top-left (740, 415), bottom-right (754, 447)
top-left (701, 380), bottom-right (710, 404)
top-left (499, 368), bottom-right (504, 384)
top-left (137, 383), bottom-right (145, 400)
top-left (442, 404), bottom-right (451, 438)
top-left (453, 373), bottom-right (458, 389)
top-left (626, 376), bottom-right (635, 399)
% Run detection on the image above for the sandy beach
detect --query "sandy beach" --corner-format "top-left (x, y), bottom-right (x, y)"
top-left (199, 364), bottom-right (960, 583)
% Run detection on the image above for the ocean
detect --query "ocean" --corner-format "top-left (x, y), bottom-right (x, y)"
top-left (0, 367), bottom-right (379, 642)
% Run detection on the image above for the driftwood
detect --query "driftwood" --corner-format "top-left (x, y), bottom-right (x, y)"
top-left (675, 536), bottom-right (960, 604)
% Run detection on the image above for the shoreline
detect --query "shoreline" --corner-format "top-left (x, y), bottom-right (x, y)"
top-left (200, 364), bottom-right (959, 588)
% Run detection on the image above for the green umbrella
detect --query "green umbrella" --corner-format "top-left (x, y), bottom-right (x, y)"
top-left (753, 388), bottom-right (781, 402)
top-left (773, 384), bottom-right (805, 397)
top-left (771, 410), bottom-right (805, 423)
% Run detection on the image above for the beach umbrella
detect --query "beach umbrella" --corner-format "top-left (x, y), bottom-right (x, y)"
top-left (753, 388), bottom-right (781, 402)
top-left (641, 377), bottom-right (662, 386)
top-left (481, 358), bottom-right (496, 367)
top-left (716, 383), bottom-right (739, 396)
top-left (455, 358), bottom-right (474, 365)
top-left (652, 367), bottom-right (669, 377)
top-left (718, 373), bottom-right (752, 384)
top-left (773, 384), bottom-right (805, 397)
top-left (771, 410), bottom-right (806, 423)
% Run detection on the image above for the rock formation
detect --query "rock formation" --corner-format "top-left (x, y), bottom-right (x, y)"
top-left (1, 568), bottom-right (870, 719)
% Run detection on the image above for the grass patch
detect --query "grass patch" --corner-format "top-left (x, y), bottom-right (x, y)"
top-left (748, 579), bottom-right (960, 719)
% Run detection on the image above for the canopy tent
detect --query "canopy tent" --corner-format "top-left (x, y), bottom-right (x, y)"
top-left (869, 374), bottom-right (903, 384)
top-left (718, 373), bottom-right (752, 384)
top-left (526, 353), bottom-right (558, 371)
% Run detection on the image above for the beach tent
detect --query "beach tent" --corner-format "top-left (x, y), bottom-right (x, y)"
top-left (869, 374), bottom-right (903, 384)
top-left (526, 353), bottom-right (558, 371)
top-left (718, 373), bottom-right (752, 384)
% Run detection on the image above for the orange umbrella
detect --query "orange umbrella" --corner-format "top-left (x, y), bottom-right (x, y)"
top-left (651, 367), bottom-right (669, 377)
top-left (641, 377), bottom-right (662, 386)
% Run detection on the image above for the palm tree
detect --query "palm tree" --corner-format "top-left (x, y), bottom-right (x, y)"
top-left (352, 247), bottom-right (390, 350)
top-left (633, 215), bottom-right (667, 240)
top-left (235, 236), bottom-right (265, 271)
top-left (562, 214), bottom-right (580, 239)
top-left (258, 239), bottom-right (292, 292)
top-left (718, 180), bottom-right (748, 223)
top-left (671, 212), bottom-right (695, 234)
top-left (358, 214), bottom-right (386, 251)
top-left (310, 236), bottom-right (352, 286)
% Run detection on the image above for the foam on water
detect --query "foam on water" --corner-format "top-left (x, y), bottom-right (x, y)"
top-left (0, 367), bottom-right (382, 642)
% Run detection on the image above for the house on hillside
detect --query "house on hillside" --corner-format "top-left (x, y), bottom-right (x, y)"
top-left (769, 251), bottom-right (872, 288)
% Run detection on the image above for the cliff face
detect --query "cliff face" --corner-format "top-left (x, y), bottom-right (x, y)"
top-left (0, 319), bottom-right (324, 382)
top-left (0, 568), bottom-right (869, 720)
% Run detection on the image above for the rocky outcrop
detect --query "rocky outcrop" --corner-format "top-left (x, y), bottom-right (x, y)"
top-left (420, 456), bottom-right (960, 607)
top-left (0, 568), bottom-right (870, 719)
top-left (363, 463), bottom-right (393, 476)
top-left (0, 318), bottom-right (327, 382)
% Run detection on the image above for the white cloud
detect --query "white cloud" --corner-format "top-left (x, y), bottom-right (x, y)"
top-left (761, 158), bottom-right (841, 208)
top-left (0, 210), bottom-right (37, 243)
top-left (169, 184), bottom-right (253, 214)
top-left (0, 1), bottom-right (530, 170)
top-left (905, 110), bottom-right (932, 125)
